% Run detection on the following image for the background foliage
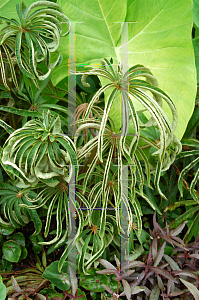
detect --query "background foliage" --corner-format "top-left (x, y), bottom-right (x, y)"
top-left (0, 0), bottom-right (199, 299)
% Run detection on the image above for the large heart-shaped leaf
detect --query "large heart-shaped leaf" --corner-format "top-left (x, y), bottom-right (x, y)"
top-left (193, 0), bottom-right (199, 28)
top-left (52, 0), bottom-right (196, 140)
top-left (52, 0), bottom-right (126, 83)
top-left (193, 23), bottom-right (199, 82)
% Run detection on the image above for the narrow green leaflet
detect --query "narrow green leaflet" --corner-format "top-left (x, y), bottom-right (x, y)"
top-left (169, 206), bottom-right (199, 229)
top-left (0, 119), bottom-right (14, 134)
top-left (0, 105), bottom-right (42, 117)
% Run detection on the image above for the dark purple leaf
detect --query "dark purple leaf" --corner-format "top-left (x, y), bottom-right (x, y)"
top-left (153, 241), bottom-right (166, 267)
top-left (130, 271), bottom-right (145, 287)
top-left (122, 279), bottom-right (131, 300)
top-left (170, 221), bottom-right (188, 237)
top-left (152, 238), bottom-right (158, 261)
top-left (102, 284), bottom-right (113, 294)
top-left (169, 290), bottom-right (187, 296)
top-left (163, 254), bottom-right (181, 271)
top-left (120, 269), bottom-right (135, 279)
top-left (121, 261), bottom-right (145, 270)
top-left (149, 267), bottom-right (177, 283)
top-left (159, 234), bottom-right (174, 247)
top-left (157, 275), bottom-right (164, 291)
top-left (171, 235), bottom-right (186, 246)
top-left (179, 278), bottom-right (199, 300)
top-left (189, 254), bottom-right (199, 259)
top-left (149, 284), bottom-right (160, 300)
top-left (96, 269), bottom-right (118, 275)
top-left (159, 263), bottom-right (169, 269)
top-left (98, 258), bottom-right (117, 270)
top-left (173, 270), bottom-right (198, 279)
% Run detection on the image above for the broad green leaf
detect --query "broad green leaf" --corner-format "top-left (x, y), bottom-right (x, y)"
top-left (53, 0), bottom-right (196, 140)
top-left (120, 0), bottom-right (196, 140)
top-left (193, 37), bottom-right (199, 82)
top-left (42, 261), bottom-right (71, 291)
top-left (3, 241), bottom-right (21, 263)
top-left (79, 269), bottom-right (109, 292)
top-left (10, 232), bottom-right (25, 247)
top-left (193, 0), bottom-right (199, 28)
top-left (38, 288), bottom-right (63, 300)
top-left (125, 245), bottom-right (144, 261)
top-left (19, 246), bottom-right (28, 261)
top-left (53, 0), bottom-right (127, 84)
top-left (0, 225), bottom-right (15, 235)
top-left (0, 276), bottom-right (6, 300)
top-left (184, 106), bottom-right (199, 137)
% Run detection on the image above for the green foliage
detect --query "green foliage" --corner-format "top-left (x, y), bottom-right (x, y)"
top-left (29, 234), bottom-right (44, 254)
top-left (54, 0), bottom-right (196, 140)
top-left (1, 232), bottom-right (27, 263)
top-left (2, 241), bottom-right (21, 263)
top-left (79, 268), bottom-right (109, 292)
top-left (0, 183), bottom-right (42, 234)
top-left (0, 224), bottom-right (15, 236)
top-left (1, 110), bottom-right (77, 187)
top-left (0, 276), bottom-right (6, 300)
top-left (43, 261), bottom-right (72, 291)
top-left (0, 1), bottom-right (198, 299)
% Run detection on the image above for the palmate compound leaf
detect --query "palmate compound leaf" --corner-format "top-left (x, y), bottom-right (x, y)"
top-left (72, 59), bottom-right (182, 202)
top-left (73, 117), bottom-right (165, 239)
top-left (0, 183), bottom-right (42, 235)
top-left (72, 59), bottom-right (181, 168)
top-left (58, 213), bottom-right (114, 273)
top-left (1, 110), bottom-right (78, 187)
top-left (0, 0), bottom-right (71, 84)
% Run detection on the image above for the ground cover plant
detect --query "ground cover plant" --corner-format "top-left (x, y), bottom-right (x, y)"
top-left (0, 0), bottom-right (199, 299)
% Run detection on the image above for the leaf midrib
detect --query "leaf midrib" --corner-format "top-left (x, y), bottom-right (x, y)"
top-left (125, 1), bottom-right (170, 46)
top-left (97, 0), bottom-right (115, 48)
